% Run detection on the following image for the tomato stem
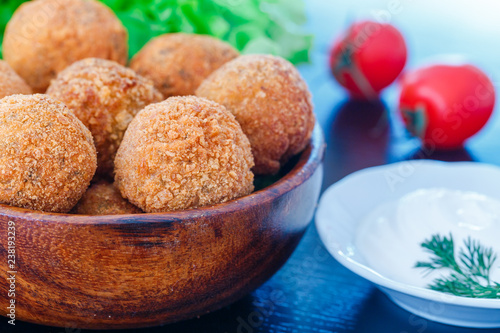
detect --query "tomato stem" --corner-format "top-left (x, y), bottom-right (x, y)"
top-left (402, 105), bottom-right (427, 138)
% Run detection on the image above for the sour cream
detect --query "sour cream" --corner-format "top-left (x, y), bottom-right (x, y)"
top-left (355, 188), bottom-right (500, 289)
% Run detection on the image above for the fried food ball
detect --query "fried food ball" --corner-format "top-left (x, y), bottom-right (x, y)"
top-left (130, 33), bottom-right (239, 98)
top-left (3, 0), bottom-right (128, 93)
top-left (0, 94), bottom-right (96, 213)
top-left (114, 96), bottom-right (254, 213)
top-left (47, 58), bottom-right (164, 176)
top-left (196, 54), bottom-right (315, 175)
top-left (0, 60), bottom-right (32, 98)
top-left (72, 181), bottom-right (142, 215)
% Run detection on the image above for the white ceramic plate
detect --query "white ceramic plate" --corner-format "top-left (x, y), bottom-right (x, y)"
top-left (316, 160), bottom-right (500, 328)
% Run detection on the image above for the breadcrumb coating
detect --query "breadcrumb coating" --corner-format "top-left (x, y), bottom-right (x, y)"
top-left (0, 94), bottom-right (96, 213)
top-left (114, 96), bottom-right (254, 213)
top-left (3, 0), bottom-right (128, 93)
top-left (72, 181), bottom-right (142, 215)
top-left (196, 54), bottom-right (315, 175)
top-left (0, 60), bottom-right (32, 98)
top-left (47, 58), bottom-right (164, 176)
top-left (130, 33), bottom-right (239, 97)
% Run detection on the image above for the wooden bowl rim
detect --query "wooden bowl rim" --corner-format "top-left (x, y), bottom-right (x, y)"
top-left (0, 123), bottom-right (325, 224)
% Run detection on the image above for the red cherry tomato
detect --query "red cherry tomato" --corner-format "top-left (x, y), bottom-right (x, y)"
top-left (399, 64), bottom-right (495, 149)
top-left (330, 21), bottom-right (407, 99)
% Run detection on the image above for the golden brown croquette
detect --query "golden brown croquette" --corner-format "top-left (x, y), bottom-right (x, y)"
top-left (114, 96), bottom-right (254, 213)
top-left (47, 58), bottom-right (164, 177)
top-left (72, 181), bottom-right (142, 215)
top-left (130, 33), bottom-right (239, 98)
top-left (3, 0), bottom-right (128, 93)
top-left (196, 54), bottom-right (315, 175)
top-left (0, 94), bottom-right (96, 213)
top-left (0, 60), bottom-right (32, 98)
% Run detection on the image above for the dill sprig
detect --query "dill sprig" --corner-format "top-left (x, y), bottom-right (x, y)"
top-left (415, 233), bottom-right (500, 299)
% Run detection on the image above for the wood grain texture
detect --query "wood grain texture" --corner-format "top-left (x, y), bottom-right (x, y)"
top-left (0, 124), bottom-right (325, 329)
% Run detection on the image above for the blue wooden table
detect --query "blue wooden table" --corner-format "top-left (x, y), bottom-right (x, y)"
top-left (4, 0), bottom-right (500, 332)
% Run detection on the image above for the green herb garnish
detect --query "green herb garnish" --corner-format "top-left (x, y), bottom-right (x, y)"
top-left (415, 233), bottom-right (500, 299)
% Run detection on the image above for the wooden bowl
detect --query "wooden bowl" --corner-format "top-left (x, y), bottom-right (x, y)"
top-left (0, 124), bottom-right (325, 330)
